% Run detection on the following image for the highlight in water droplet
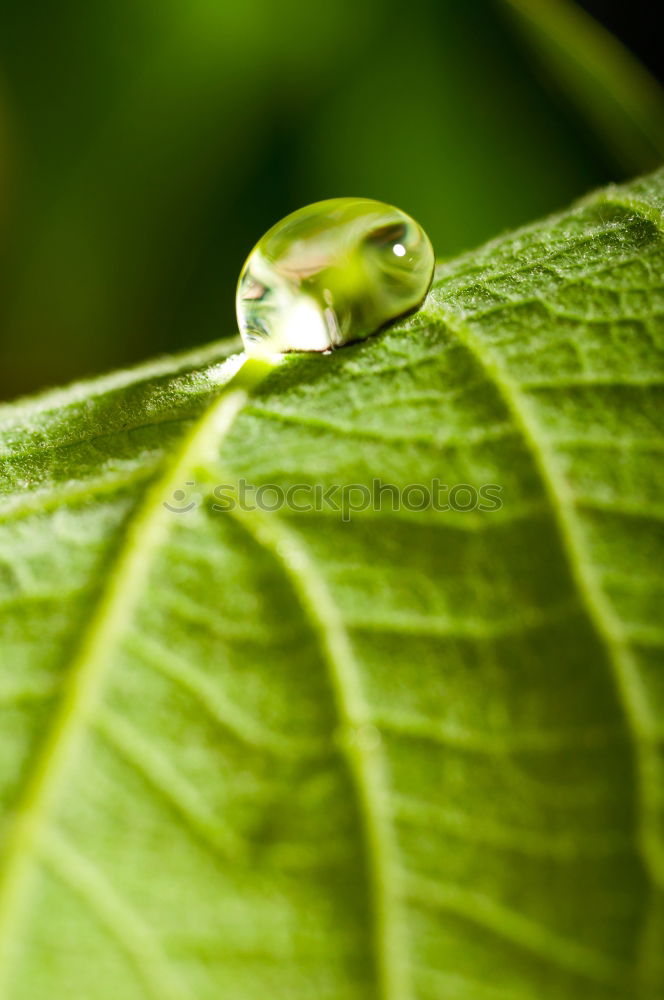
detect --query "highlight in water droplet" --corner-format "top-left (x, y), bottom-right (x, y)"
top-left (236, 198), bottom-right (434, 358)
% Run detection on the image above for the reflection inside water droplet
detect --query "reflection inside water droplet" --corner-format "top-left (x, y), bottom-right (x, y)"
top-left (236, 198), bottom-right (434, 358)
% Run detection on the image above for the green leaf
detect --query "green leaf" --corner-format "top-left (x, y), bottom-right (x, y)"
top-left (1, 169), bottom-right (664, 999)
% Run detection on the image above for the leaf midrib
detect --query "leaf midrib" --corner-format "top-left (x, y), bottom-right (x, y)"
top-left (0, 370), bottom-right (252, 999)
top-left (0, 356), bottom-right (409, 1000)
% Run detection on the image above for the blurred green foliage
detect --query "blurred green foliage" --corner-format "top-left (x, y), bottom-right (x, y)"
top-left (0, 0), bottom-right (662, 400)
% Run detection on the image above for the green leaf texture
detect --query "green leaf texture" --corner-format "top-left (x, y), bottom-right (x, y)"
top-left (1, 169), bottom-right (664, 1000)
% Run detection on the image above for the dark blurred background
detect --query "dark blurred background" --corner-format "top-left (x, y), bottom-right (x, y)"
top-left (0, 0), bottom-right (662, 401)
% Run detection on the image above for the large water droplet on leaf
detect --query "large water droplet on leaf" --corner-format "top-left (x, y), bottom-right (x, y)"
top-left (236, 198), bottom-right (434, 358)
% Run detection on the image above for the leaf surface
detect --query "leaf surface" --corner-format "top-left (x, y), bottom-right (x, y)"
top-left (1, 171), bottom-right (664, 1000)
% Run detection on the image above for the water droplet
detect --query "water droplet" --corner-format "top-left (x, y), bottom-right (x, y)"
top-left (236, 199), bottom-right (434, 358)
